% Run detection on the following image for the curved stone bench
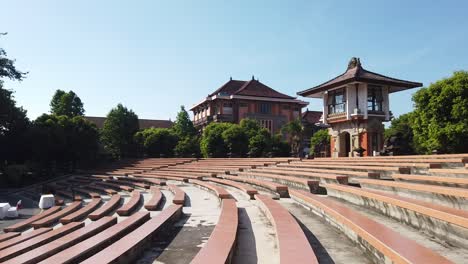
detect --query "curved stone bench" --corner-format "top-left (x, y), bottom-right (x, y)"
top-left (429, 168), bottom-right (468, 178)
top-left (144, 187), bottom-right (163, 211)
top-left (0, 228), bottom-right (52, 251)
top-left (237, 171), bottom-right (320, 193)
top-left (393, 173), bottom-right (468, 188)
top-left (74, 188), bottom-right (101, 198)
top-left (116, 191), bottom-right (142, 216)
top-left (220, 175), bottom-right (289, 198)
top-left (137, 174), bottom-right (189, 183)
top-left (323, 183), bottom-right (468, 248)
top-left (81, 204), bottom-right (183, 264)
top-left (357, 178), bottom-right (468, 210)
top-left (207, 177), bottom-right (258, 199)
top-left (141, 171), bottom-right (205, 181)
top-left (257, 167), bottom-right (354, 183)
top-left (189, 179), bottom-right (232, 199)
top-left (255, 194), bottom-right (318, 263)
top-left (289, 189), bottom-right (452, 264)
top-left (167, 184), bottom-right (186, 205)
top-left (114, 178), bottom-right (150, 189)
top-left (31, 201), bottom-right (82, 228)
top-left (0, 232), bottom-right (20, 243)
top-left (60, 198), bottom-right (102, 224)
top-left (191, 199), bottom-right (238, 264)
top-left (87, 184), bottom-right (118, 195)
top-left (282, 163), bottom-right (410, 177)
top-left (96, 181), bottom-right (134, 192)
top-left (0, 222), bottom-right (83, 262)
top-left (4, 216), bottom-right (116, 264)
top-left (40, 212), bottom-right (150, 264)
top-left (3, 206), bottom-right (59, 232)
top-left (89, 194), bottom-right (122, 220)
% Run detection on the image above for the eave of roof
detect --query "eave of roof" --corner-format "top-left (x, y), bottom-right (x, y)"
top-left (297, 58), bottom-right (423, 97)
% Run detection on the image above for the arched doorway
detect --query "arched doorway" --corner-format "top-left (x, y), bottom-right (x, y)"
top-left (339, 132), bottom-right (351, 157)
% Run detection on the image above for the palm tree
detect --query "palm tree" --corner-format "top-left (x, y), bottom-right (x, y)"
top-left (281, 118), bottom-right (304, 157)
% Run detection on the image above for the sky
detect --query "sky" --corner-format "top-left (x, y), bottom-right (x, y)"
top-left (1, 0), bottom-right (468, 121)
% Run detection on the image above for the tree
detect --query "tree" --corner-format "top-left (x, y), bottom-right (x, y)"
top-left (384, 113), bottom-right (415, 155)
top-left (0, 33), bottom-right (29, 163)
top-left (174, 136), bottom-right (200, 157)
top-left (309, 129), bottom-right (330, 156)
top-left (281, 118), bottom-right (304, 156)
top-left (222, 124), bottom-right (248, 157)
top-left (30, 114), bottom-right (99, 169)
top-left (270, 134), bottom-right (291, 157)
top-left (412, 71), bottom-right (468, 154)
top-left (172, 105), bottom-right (199, 157)
top-left (240, 118), bottom-right (261, 138)
top-left (50, 90), bottom-right (84, 117)
top-left (200, 122), bottom-right (232, 157)
top-left (100, 104), bottom-right (140, 158)
top-left (248, 128), bottom-right (271, 157)
top-left (135, 128), bottom-right (179, 157)
top-left (173, 106), bottom-right (196, 138)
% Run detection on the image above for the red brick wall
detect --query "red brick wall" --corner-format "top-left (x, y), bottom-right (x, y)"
top-left (330, 135), bottom-right (335, 156)
top-left (360, 132), bottom-right (368, 156)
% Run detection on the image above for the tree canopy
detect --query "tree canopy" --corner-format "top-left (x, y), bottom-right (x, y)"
top-left (173, 106), bottom-right (196, 138)
top-left (309, 129), bottom-right (330, 156)
top-left (411, 71), bottom-right (468, 154)
top-left (100, 104), bottom-right (140, 158)
top-left (50, 90), bottom-right (85, 117)
top-left (135, 128), bottom-right (178, 157)
top-left (384, 113), bottom-right (415, 155)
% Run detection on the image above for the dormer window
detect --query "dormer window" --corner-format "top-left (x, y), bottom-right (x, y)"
top-left (367, 85), bottom-right (383, 112)
top-left (327, 88), bottom-right (346, 114)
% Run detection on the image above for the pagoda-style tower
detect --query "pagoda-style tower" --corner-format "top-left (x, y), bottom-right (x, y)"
top-left (297, 58), bottom-right (422, 157)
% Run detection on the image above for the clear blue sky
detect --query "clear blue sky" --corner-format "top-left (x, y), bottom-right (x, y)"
top-left (1, 0), bottom-right (467, 121)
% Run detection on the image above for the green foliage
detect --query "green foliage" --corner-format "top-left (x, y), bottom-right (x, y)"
top-left (0, 35), bottom-right (30, 163)
top-left (200, 122), bottom-right (232, 157)
top-left (135, 128), bottom-right (179, 157)
top-left (412, 71), bottom-right (468, 154)
top-left (172, 105), bottom-right (200, 157)
top-left (270, 134), bottom-right (291, 157)
top-left (173, 106), bottom-right (196, 138)
top-left (240, 118), bottom-right (261, 138)
top-left (309, 129), bottom-right (330, 156)
top-left (222, 124), bottom-right (248, 157)
top-left (0, 33), bottom-right (27, 81)
top-left (248, 128), bottom-right (271, 157)
top-left (281, 118), bottom-right (303, 155)
top-left (174, 136), bottom-right (200, 157)
top-left (50, 90), bottom-right (85, 117)
top-left (30, 114), bottom-right (99, 166)
top-left (100, 104), bottom-right (140, 158)
top-left (384, 113), bottom-right (415, 154)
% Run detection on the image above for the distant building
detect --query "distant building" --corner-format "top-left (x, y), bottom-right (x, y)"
top-left (301, 109), bottom-right (324, 156)
top-left (84, 116), bottom-right (173, 129)
top-left (297, 58), bottom-right (422, 157)
top-left (190, 76), bottom-right (308, 133)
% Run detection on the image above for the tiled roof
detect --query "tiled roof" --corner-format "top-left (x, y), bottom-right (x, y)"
top-left (298, 58), bottom-right (422, 97)
top-left (302, 110), bottom-right (322, 124)
top-left (84, 116), bottom-right (173, 129)
top-left (210, 78), bottom-right (294, 99)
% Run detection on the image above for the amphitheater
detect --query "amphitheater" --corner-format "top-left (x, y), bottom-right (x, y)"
top-left (1, 154), bottom-right (468, 263)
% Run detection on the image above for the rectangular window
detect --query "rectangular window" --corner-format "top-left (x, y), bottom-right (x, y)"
top-left (259, 103), bottom-right (272, 114)
top-left (259, 119), bottom-right (273, 133)
top-left (239, 103), bottom-right (248, 108)
top-left (327, 88), bottom-right (346, 114)
top-left (223, 103), bottom-right (233, 115)
top-left (367, 85), bottom-right (383, 112)
top-left (282, 105), bottom-right (290, 110)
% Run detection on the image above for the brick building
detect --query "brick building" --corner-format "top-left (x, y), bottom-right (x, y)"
top-left (297, 58), bottom-right (422, 157)
top-left (191, 77), bottom-right (308, 133)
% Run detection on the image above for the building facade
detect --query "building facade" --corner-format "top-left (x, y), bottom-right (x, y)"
top-left (191, 77), bottom-right (308, 134)
top-left (297, 58), bottom-right (422, 157)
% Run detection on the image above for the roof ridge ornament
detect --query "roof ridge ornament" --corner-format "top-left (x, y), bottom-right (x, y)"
top-left (347, 57), bottom-right (361, 70)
